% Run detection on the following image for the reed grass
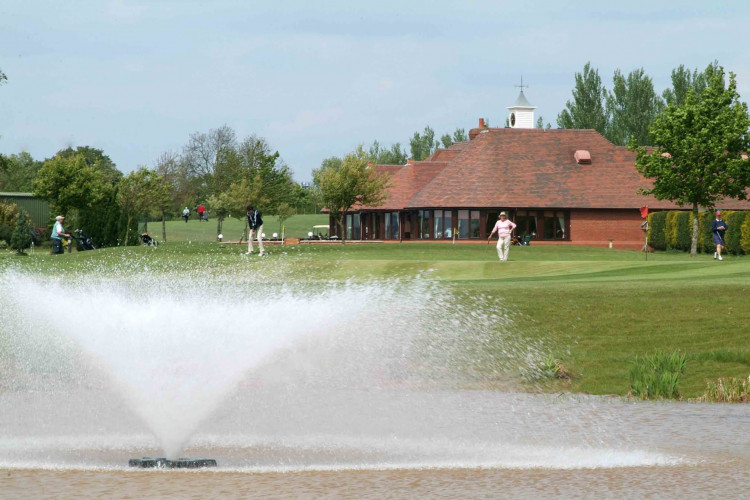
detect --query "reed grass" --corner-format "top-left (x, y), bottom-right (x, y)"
top-left (692, 376), bottom-right (750, 403)
top-left (628, 350), bottom-right (688, 400)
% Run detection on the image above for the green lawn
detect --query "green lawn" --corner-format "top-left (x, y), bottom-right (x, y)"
top-left (2, 242), bottom-right (748, 398)
top-left (142, 213), bottom-right (329, 242)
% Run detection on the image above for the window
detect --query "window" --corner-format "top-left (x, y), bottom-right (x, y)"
top-left (457, 210), bottom-right (469, 239)
top-left (418, 210), bottom-right (431, 239)
top-left (443, 211), bottom-right (453, 238)
top-left (470, 211), bottom-right (480, 238)
top-left (434, 210), bottom-right (443, 239)
top-left (346, 214), bottom-right (353, 240)
top-left (515, 210), bottom-right (538, 240)
top-left (352, 213), bottom-right (360, 240)
top-left (384, 212), bottom-right (399, 239)
top-left (539, 210), bottom-right (567, 240)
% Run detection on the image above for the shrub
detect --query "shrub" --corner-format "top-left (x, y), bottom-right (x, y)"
top-left (10, 208), bottom-right (33, 255)
top-left (647, 211), bottom-right (667, 250)
top-left (0, 225), bottom-right (12, 244)
top-left (692, 376), bottom-right (750, 403)
top-left (664, 211), bottom-right (679, 249)
top-left (675, 211), bottom-right (691, 251)
top-left (0, 202), bottom-right (19, 227)
top-left (629, 350), bottom-right (688, 400)
top-left (725, 211), bottom-right (747, 255)
top-left (698, 211), bottom-right (715, 253)
top-left (741, 213), bottom-right (750, 254)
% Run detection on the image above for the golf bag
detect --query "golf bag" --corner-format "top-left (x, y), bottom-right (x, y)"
top-left (73, 229), bottom-right (99, 250)
top-left (140, 233), bottom-right (158, 246)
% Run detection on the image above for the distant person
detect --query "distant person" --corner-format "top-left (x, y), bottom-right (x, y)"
top-left (197, 204), bottom-right (206, 222)
top-left (245, 205), bottom-right (266, 256)
top-left (712, 210), bottom-right (728, 261)
top-left (488, 211), bottom-right (517, 261)
top-left (50, 215), bottom-right (71, 255)
top-left (182, 207), bottom-right (190, 223)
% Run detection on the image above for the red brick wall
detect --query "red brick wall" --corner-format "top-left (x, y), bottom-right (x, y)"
top-left (570, 209), bottom-right (648, 249)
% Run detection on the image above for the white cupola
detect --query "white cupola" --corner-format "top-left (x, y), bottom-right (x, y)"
top-left (507, 82), bottom-right (536, 129)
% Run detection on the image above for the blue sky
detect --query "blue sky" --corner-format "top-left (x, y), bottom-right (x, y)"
top-left (1, 1), bottom-right (749, 182)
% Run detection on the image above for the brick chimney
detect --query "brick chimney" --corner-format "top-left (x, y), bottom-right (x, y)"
top-left (479, 118), bottom-right (485, 128)
top-left (407, 158), bottom-right (415, 165)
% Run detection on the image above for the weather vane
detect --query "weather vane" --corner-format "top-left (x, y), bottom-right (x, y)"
top-left (515, 76), bottom-right (529, 91)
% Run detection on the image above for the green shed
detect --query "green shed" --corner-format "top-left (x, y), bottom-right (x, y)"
top-left (0, 192), bottom-right (51, 227)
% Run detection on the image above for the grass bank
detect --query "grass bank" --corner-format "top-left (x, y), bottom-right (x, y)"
top-left (2, 242), bottom-right (748, 398)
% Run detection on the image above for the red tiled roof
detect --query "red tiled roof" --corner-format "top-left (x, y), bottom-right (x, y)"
top-left (402, 128), bottom-right (750, 210)
top-left (355, 129), bottom-right (750, 212)
top-left (358, 162), bottom-right (448, 210)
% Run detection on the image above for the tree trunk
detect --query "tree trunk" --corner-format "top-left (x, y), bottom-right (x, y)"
top-left (217, 216), bottom-right (223, 237)
top-left (690, 202), bottom-right (699, 257)
top-left (144, 219), bottom-right (148, 233)
top-left (161, 209), bottom-right (167, 243)
top-left (336, 214), bottom-right (346, 245)
top-left (241, 219), bottom-right (248, 243)
top-left (125, 215), bottom-right (132, 246)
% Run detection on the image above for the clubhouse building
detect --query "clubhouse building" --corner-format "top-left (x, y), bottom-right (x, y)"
top-left (329, 90), bottom-right (750, 249)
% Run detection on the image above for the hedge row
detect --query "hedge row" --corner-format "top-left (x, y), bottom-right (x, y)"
top-left (648, 210), bottom-right (750, 255)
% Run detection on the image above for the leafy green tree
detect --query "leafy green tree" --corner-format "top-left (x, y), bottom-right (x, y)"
top-left (276, 202), bottom-right (295, 236)
top-left (57, 146), bottom-right (121, 185)
top-left (368, 141), bottom-right (407, 165)
top-left (10, 208), bottom-right (33, 255)
top-left (452, 128), bottom-right (468, 143)
top-left (152, 151), bottom-right (179, 242)
top-left (557, 62), bottom-right (609, 134)
top-left (607, 68), bottom-right (665, 146)
top-left (238, 136), bottom-right (294, 214)
top-left (0, 152), bottom-right (43, 191)
top-left (33, 152), bottom-right (112, 217)
top-left (439, 128), bottom-right (470, 149)
top-left (117, 168), bottom-right (163, 245)
top-left (632, 64), bottom-right (750, 257)
top-left (409, 126), bottom-right (439, 161)
top-left (535, 117), bottom-right (552, 130)
top-left (662, 62), bottom-right (717, 107)
top-left (291, 182), bottom-right (321, 214)
top-left (0, 68), bottom-right (6, 85)
top-left (314, 146), bottom-right (390, 244)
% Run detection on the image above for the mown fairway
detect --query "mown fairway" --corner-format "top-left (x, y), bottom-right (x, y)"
top-left (2, 241), bottom-right (748, 398)
top-left (143, 214), bottom-right (329, 242)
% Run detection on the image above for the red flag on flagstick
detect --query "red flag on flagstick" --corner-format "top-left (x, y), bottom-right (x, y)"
top-left (640, 206), bottom-right (649, 218)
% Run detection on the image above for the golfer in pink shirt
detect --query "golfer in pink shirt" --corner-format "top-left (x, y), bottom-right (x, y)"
top-left (488, 211), bottom-right (517, 261)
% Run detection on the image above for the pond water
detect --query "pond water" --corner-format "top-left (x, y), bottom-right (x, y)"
top-left (1, 271), bottom-right (747, 497)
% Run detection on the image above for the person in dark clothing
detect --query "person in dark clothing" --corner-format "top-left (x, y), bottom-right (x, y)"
top-left (711, 211), bottom-right (728, 261)
top-left (245, 205), bottom-right (265, 256)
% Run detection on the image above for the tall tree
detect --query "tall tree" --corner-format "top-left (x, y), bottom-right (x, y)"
top-left (606, 68), bottom-right (665, 146)
top-left (117, 167), bottom-right (164, 245)
top-left (632, 64), bottom-right (750, 257)
top-left (57, 146), bottom-right (121, 185)
top-left (409, 126), bottom-right (439, 161)
top-left (314, 146), bottom-right (390, 244)
top-left (0, 152), bottom-right (43, 191)
top-left (152, 151), bottom-right (179, 242)
top-left (557, 62), bottom-right (609, 134)
top-left (662, 62), bottom-right (717, 107)
top-left (33, 152), bottom-right (112, 217)
top-left (368, 141), bottom-right (408, 165)
top-left (452, 128), bottom-right (468, 143)
top-left (182, 125), bottom-right (237, 193)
